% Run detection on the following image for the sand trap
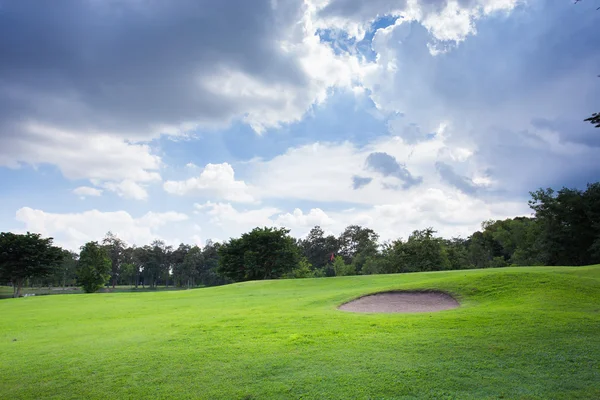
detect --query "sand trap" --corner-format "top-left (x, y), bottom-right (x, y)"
top-left (338, 291), bottom-right (459, 313)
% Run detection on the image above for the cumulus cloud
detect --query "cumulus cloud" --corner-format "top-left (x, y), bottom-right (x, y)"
top-left (313, 0), bottom-right (519, 46)
top-left (15, 207), bottom-right (188, 251)
top-left (274, 208), bottom-right (335, 228)
top-left (164, 163), bottom-right (255, 203)
top-left (99, 180), bottom-right (150, 201)
top-left (365, 152), bottom-right (423, 189)
top-left (72, 186), bottom-right (103, 199)
top-left (0, 123), bottom-right (161, 182)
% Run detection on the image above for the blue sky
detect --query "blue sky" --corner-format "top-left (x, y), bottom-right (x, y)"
top-left (0, 0), bottom-right (599, 250)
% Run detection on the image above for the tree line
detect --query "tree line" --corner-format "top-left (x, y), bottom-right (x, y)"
top-left (1, 183), bottom-right (599, 297)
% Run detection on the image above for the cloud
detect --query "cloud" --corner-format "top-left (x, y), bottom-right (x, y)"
top-left (15, 207), bottom-right (188, 251)
top-left (0, 123), bottom-right (161, 182)
top-left (352, 175), bottom-right (373, 189)
top-left (194, 201), bottom-right (280, 238)
top-left (314, 0), bottom-right (519, 46)
top-left (99, 180), bottom-right (149, 201)
top-left (164, 163), bottom-right (255, 203)
top-left (0, 0), bottom-right (363, 139)
top-left (435, 161), bottom-right (480, 194)
top-left (274, 208), bottom-right (335, 228)
top-left (365, 152), bottom-right (423, 189)
top-left (193, 195), bottom-right (528, 245)
top-left (72, 186), bottom-right (103, 199)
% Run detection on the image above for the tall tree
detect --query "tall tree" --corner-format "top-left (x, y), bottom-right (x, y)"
top-left (529, 186), bottom-right (599, 266)
top-left (77, 241), bottom-right (111, 293)
top-left (102, 232), bottom-right (126, 288)
top-left (299, 226), bottom-right (339, 271)
top-left (51, 250), bottom-right (78, 288)
top-left (0, 232), bottom-right (63, 297)
top-left (337, 225), bottom-right (379, 268)
top-left (218, 227), bottom-right (299, 281)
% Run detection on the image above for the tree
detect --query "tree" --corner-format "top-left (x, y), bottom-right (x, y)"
top-left (299, 226), bottom-right (339, 271)
top-left (529, 186), bottom-right (599, 266)
top-left (332, 255), bottom-right (355, 276)
top-left (0, 232), bottom-right (63, 297)
top-left (218, 227), bottom-right (299, 281)
top-left (391, 228), bottom-right (451, 272)
top-left (102, 232), bottom-right (126, 288)
top-left (337, 225), bottom-right (379, 269)
top-left (77, 241), bottom-right (111, 293)
top-left (585, 112), bottom-right (600, 128)
top-left (51, 250), bottom-right (78, 288)
top-left (176, 246), bottom-right (201, 288)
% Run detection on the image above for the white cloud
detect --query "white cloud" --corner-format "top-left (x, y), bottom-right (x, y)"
top-left (164, 163), bottom-right (255, 203)
top-left (72, 186), bottom-right (103, 199)
top-left (274, 208), bottom-right (335, 228)
top-left (0, 123), bottom-right (161, 182)
top-left (15, 207), bottom-right (188, 251)
top-left (192, 196), bottom-right (526, 245)
top-left (99, 180), bottom-right (149, 201)
top-left (247, 133), bottom-right (487, 205)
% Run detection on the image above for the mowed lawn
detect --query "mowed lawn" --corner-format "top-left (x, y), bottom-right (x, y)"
top-left (1, 267), bottom-right (599, 399)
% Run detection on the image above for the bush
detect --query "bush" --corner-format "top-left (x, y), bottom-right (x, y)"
top-left (333, 256), bottom-right (356, 276)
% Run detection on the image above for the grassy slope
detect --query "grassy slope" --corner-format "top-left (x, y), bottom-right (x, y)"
top-left (0, 266), bottom-right (599, 400)
top-left (0, 286), bottom-right (185, 299)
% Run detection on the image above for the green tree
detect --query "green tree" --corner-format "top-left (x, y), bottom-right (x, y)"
top-left (337, 225), bottom-right (379, 270)
top-left (0, 232), bottom-right (63, 297)
top-left (200, 240), bottom-right (228, 286)
top-left (332, 255), bottom-right (355, 276)
top-left (102, 232), bottom-right (126, 288)
top-left (77, 241), bottom-right (111, 293)
top-left (283, 257), bottom-right (315, 279)
top-left (179, 246), bottom-right (202, 288)
top-left (299, 226), bottom-right (339, 271)
top-left (529, 185), bottom-right (600, 265)
top-left (218, 227), bottom-right (299, 281)
top-left (51, 250), bottom-right (78, 288)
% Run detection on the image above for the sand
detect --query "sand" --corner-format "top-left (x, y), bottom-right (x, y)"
top-left (338, 291), bottom-right (459, 313)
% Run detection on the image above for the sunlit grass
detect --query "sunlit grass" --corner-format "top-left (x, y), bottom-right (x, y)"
top-left (1, 266), bottom-right (599, 399)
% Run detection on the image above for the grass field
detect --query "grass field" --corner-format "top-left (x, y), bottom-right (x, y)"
top-left (0, 285), bottom-right (185, 299)
top-left (1, 266), bottom-right (599, 399)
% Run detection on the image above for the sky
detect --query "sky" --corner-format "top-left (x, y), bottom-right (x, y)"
top-left (1, 0), bottom-right (599, 251)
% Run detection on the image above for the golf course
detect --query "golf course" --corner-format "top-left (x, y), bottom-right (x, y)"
top-left (1, 266), bottom-right (598, 399)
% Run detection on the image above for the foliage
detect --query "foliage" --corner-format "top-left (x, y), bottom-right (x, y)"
top-left (529, 184), bottom-right (600, 266)
top-left (585, 112), bottom-right (600, 128)
top-left (219, 227), bottom-right (299, 281)
top-left (1, 267), bottom-right (599, 399)
top-left (337, 225), bottom-right (379, 268)
top-left (0, 232), bottom-right (63, 297)
top-left (77, 241), bottom-right (111, 293)
top-left (283, 257), bottom-right (314, 279)
top-left (298, 226), bottom-right (338, 271)
top-left (332, 255), bottom-right (356, 276)
top-left (102, 232), bottom-right (126, 288)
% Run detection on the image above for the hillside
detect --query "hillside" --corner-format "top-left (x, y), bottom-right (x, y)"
top-left (1, 266), bottom-right (599, 399)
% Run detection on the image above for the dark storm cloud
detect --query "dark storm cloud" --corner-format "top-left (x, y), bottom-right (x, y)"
top-left (0, 0), bottom-right (307, 139)
top-left (365, 152), bottom-right (422, 189)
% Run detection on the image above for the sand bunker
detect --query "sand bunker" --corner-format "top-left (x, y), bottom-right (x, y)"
top-left (338, 291), bottom-right (459, 313)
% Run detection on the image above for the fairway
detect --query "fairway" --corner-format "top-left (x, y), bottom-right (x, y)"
top-left (1, 266), bottom-right (599, 399)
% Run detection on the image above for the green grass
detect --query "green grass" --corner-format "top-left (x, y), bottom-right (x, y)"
top-left (0, 285), bottom-right (186, 299)
top-left (1, 266), bottom-right (599, 399)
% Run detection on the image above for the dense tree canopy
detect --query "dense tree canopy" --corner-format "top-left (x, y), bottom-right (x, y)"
top-left (77, 241), bottom-right (111, 293)
top-left (218, 227), bottom-right (299, 281)
top-left (0, 232), bottom-right (63, 297)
